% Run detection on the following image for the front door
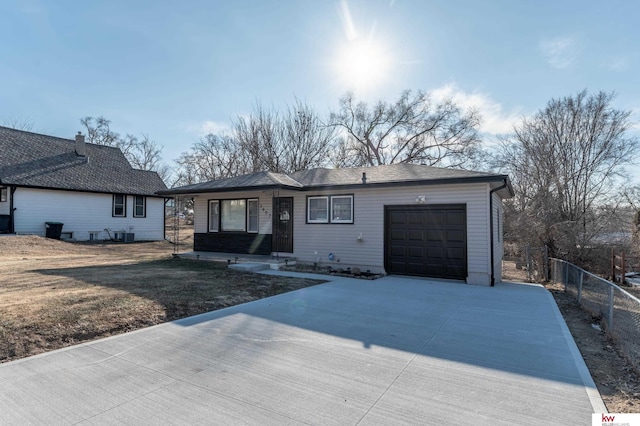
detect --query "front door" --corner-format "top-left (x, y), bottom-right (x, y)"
top-left (273, 197), bottom-right (293, 253)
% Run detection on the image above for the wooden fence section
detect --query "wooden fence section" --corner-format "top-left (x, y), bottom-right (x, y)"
top-left (612, 250), bottom-right (640, 285)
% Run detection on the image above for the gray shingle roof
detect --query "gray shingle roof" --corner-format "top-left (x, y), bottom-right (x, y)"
top-left (161, 163), bottom-right (512, 196)
top-left (290, 163), bottom-right (502, 187)
top-left (169, 171), bottom-right (304, 194)
top-left (0, 126), bottom-right (167, 196)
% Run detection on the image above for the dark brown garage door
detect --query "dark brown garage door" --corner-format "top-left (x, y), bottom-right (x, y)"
top-left (385, 204), bottom-right (467, 280)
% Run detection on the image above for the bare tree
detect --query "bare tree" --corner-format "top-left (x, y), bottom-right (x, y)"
top-left (233, 103), bottom-right (285, 172)
top-left (2, 116), bottom-right (34, 131)
top-left (126, 134), bottom-right (163, 171)
top-left (329, 90), bottom-right (482, 168)
top-left (174, 99), bottom-right (336, 185)
top-left (495, 90), bottom-right (639, 258)
top-left (80, 116), bottom-right (167, 178)
top-left (623, 185), bottom-right (640, 253)
top-left (281, 99), bottom-right (336, 172)
top-left (81, 116), bottom-right (120, 146)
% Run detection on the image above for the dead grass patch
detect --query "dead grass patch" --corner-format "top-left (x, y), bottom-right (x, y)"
top-left (0, 236), bottom-right (322, 363)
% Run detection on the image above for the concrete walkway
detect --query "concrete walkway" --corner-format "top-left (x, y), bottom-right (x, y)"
top-left (0, 275), bottom-right (604, 425)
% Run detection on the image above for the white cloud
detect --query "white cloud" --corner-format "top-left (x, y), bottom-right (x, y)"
top-left (185, 120), bottom-right (231, 136)
top-left (430, 83), bottom-right (521, 135)
top-left (607, 56), bottom-right (630, 72)
top-left (539, 36), bottom-right (579, 69)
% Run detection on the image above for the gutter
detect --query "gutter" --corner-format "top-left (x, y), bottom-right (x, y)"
top-left (489, 178), bottom-right (509, 286)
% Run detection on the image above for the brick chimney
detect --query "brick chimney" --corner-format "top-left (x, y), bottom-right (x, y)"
top-left (75, 132), bottom-right (86, 157)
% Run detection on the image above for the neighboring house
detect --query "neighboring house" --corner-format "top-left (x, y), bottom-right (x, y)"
top-left (0, 126), bottom-right (167, 241)
top-left (160, 164), bottom-right (514, 286)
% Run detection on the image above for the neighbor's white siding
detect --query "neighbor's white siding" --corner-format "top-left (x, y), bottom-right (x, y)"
top-left (286, 183), bottom-right (493, 285)
top-left (13, 187), bottom-right (165, 241)
top-left (492, 192), bottom-right (504, 284)
top-left (0, 189), bottom-right (9, 215)
top-left (193, 191), bottom-right (274, 235)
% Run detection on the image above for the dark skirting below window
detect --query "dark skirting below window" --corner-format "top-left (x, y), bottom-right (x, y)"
top-left (194, 233), bottom-right (272, 255)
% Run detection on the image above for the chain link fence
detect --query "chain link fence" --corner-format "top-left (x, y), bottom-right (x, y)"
top-left (504, 244), bottom-right (548, 282)
top-left (551, 258), bottom-right (640, 373)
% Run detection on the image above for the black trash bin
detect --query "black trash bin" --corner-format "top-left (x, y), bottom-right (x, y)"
top-left (45, 222), bottom-right (64, 240)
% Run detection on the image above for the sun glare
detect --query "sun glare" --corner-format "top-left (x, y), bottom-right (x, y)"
top-left (334, 38), bottom-right (391, 93)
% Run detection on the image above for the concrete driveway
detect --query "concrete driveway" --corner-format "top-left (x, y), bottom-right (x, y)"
top-left (0, 275), bottom-right (604, 425)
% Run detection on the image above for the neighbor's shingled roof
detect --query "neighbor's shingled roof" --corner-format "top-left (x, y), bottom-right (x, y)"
top-left (161, 163), bottom-right (513, 196)
top-left (0, 126), bottom-right (167, 196)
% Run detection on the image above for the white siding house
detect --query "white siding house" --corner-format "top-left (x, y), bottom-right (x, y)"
top-left (0, 126), bottom-right (167, 241)
top-left (163, 164), bottom-right (513, 286)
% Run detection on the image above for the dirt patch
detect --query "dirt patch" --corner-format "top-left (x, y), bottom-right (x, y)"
top-left (503, 260), bottom-right (640, 413)
top-left (0, 236), bottom-right (323, 363)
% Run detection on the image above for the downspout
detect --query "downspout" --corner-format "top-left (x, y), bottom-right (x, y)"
top-left (489, 179), bottom-right (508, 286)
top-left (9, 186), bottom-right (16, 234)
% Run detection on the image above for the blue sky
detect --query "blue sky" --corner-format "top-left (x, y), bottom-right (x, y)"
top-left (1, 0), bottom-right (638, 182)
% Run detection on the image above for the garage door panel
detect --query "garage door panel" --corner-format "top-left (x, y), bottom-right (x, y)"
top-left (427, 247), bottom-right (443, 258)
top-left (386, 205), bottom-right (467, 280)
top-left (390, 245), bottom-right (406, 256)
top-left (427, 229), bottom-right (444, 241)
top-left (426, 211), bottom-right (444, 225)
top-left (446, 229), bottom-right (465, 243)
top-left (426, 263), bottom-right (444, 276)
top-left (390, 229), bottom-right (405, 240)
top-left (408, 230), bottom-right (424, 240)
top-left (447, 247), bottom-right (465, 261)
top-left (407, 212), bottom-right (424, 225)
top-left (447, 265), bottom-right (466, 277)
top-left (407, 246), bottom-right (424, 258)
top-left (389, 212), bottom-right (406, 224)
top-left (406, 262), bottom-right (425, 275)
top-left (446, 211), bottom-right (465, 226)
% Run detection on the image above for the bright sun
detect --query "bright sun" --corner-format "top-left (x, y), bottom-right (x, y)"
top-left (334, 38), bottom-right (391, 93)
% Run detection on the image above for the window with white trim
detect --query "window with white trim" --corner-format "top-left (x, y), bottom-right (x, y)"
top-left (209, 200), bottom-right (219, 232)
top-left (0, 187), bottom-right (7, 202)
top-left (331, 195), bottom-right (353, 223)
top-left (247, 199), bottom-right (259, 233)
top-left (307, 196), bottom-right (329, 223)
top-left (113, 194), bottom-right (126, 217)
top-left (307, 195), bottom-right (354, 224)
top-left (134, 196), bottom-right (146, 218)
top-left (221, 199), bottom-right (246, 231)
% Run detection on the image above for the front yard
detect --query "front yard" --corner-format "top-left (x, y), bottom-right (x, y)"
top-left (0, 236), bottom-right (322, 363)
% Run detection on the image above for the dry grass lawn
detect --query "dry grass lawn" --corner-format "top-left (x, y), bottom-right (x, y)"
top-left (0, 236), bottom-right (322, 363)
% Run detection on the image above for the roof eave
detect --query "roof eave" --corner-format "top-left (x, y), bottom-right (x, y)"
top-left (157, 183), bottom-right (303, 196)
top-left (299, 175), bottom-right (513, 192)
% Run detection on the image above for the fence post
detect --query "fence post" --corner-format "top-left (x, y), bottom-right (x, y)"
top-left (577, 271), bottom-right (583, 304)
top-left (608, 286), bottom-right (614, 331)
top-left (525, 246), bottom-right (531, 281)
top-left (564, 261), bottom-right (569, 292)
top-left (543, 246), bottom-right (549, 281)
top-left (622, 252), bottom-right (626, 285)
top-left (611, 248), bottom-right (615, 281)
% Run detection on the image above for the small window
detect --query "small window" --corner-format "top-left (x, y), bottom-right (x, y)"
top-left (222, 199), bottom-right (246, 231)
top-left (113, 194), bottom-right (126, 217)
top-left (209, 200), bottom-right (219, 232)
top-left (247, 199), bottom-right (259, 233)
top-left (134, 196), bottom-right (146, 218)
top-left (0, 187), bottom-right (6, 202)
top-left (331, 195), bottom-right (353, 223)
top-left (307, 196), bottom-right (329, 223)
